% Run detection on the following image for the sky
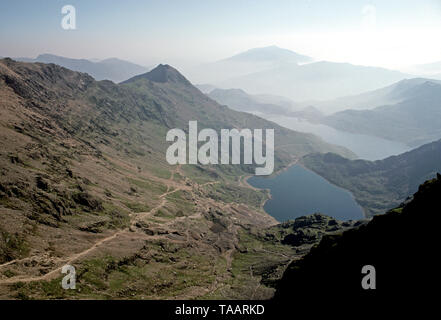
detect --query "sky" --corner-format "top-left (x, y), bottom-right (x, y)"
top-left (0, 0), bottom-right (440, 69)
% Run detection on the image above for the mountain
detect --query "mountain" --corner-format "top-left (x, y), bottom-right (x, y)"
top-left (119, 64), bottom-right (353, 159)
top-left (304, 77), bottom-right (441, 114)
top-left (14, 54), bottom-right (150, 83)
top-left (217, 61), bottom-right (411, 101)
top-left (186, 46), bottom-right (313, 84)
top-left (323, 79), bottom-right (441, 147)
top-left (0, 58), bottom-right (354, 299)
top-left (275, 174), bottom-right (441, 301)
top-left (207, 88), bottom-right (297, 115)
top-left (122, 63), bottom-right (191, 85)
top-left (223, 46), bottom-right (312, 64)
top-left (301, 139), bottom-right (441, 216)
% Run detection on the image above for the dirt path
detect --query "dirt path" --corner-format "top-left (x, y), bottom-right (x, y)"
top-left (0, 162), bottom-right (270, 297)
top-left (0, 230), bottom-right (126, 284)
top-left (0, 165), bottom-right (191, 285)
top-left (0, 259), bottom-right (24, 269)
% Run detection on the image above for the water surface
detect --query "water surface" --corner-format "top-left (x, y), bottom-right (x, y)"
top-left (248, 164), bottom-right (364, 222)
top-left (252, 113), bottom-right (412, 160)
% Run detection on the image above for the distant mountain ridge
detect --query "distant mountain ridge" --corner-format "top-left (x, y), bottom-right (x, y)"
top-left (186, 46), bottom-right (313, 84)
top-left (206, 87), bottom-right (327, 123)
top-left (221, 46), bottom-right (312, 64)
top-left (323, 78), bottom-right (441, 147)
top-left (14, 53), bottom-right (150, 83)
top-left (218, 60), bottom-right (411, 101)
top-left (304, 77), bottom-right (441, 114)
top-left (207, 87), bottom-right (297, 115)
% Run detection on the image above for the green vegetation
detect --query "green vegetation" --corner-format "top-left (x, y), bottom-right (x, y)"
top-left (127, 178), bottom-right (167, 195)
top-left (122, 201), bottom-right (150, 213)
top-left (0, 228), bottom-right (30, 264)
top-left (205, 183), bottom-right (266, 208)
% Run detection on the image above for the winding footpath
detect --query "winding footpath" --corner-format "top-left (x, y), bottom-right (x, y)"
top-left (0, 166), bottom-right (189, 285)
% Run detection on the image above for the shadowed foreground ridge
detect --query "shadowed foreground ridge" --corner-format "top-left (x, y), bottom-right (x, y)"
top-left (275, 174), bottom-right (441, 300)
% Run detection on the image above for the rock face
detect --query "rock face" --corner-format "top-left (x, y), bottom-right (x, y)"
top-left (280, 214), bottom-right (353, 246)
top-left (274, 175), bottom-right (441, 301)
top-left (257, 213), bottom-right (361, 250)
top-left (230, 213), bottom-right (360, 294)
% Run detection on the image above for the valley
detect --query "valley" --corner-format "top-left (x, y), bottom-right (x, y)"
top-left (2, 1), bottom-right (441, 308)
top-left (0, 42), bottom-right (439, 302)
top-left (0, 58), bottom-right (355, 299)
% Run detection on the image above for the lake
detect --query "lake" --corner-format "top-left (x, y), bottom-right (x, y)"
top-left (252, 113), bottom-right (412, 160)
top-left (248, 164), bottom-right (364, 222)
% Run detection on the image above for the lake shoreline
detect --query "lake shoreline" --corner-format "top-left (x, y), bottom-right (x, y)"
top-left (242, 159), bottom-right (298, 216)
top-left (297, 161), bottom-right (367, 219)
top-left (247, 161), bottom-right (365, 222)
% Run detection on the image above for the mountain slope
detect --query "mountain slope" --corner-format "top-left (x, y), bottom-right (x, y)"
top-left (14, 54), bottom-right (150, 83)
top-left (275, 174), bottom-right (441, 300)
top-left (306, 77), bottom-right (441, 114)
top-left (301, 139), bottom-right (441, 215)
top-left (323, 79), bottom-right (441, 146)
top-left (217, 61), bottom-right (410, 101)
top-left (119, 64), bottom-right (354, 161)
top-left (0, 58), bottom-right (353, 299)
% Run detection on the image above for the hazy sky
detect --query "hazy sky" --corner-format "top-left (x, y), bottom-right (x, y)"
top-left (1, 0), bottom-right (440, 69)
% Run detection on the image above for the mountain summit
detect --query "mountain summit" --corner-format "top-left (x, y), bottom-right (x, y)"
top-left (222, 45), bottom-right (312, 64)
top-left (122, 64), bottom-right (192, 85)
top-left (186, 46), bottom-right (312, 84)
